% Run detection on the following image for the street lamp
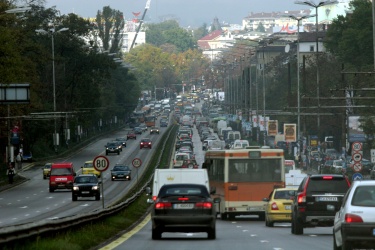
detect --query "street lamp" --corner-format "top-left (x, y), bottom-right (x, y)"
top-left (36, 26), bottom-right (69, 152)
top-left (295, 0), bottom-right (338, 137)
top-left (286, 14), bottom-right (316, 142)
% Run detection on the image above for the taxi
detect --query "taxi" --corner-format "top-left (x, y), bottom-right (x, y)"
top-left (42, 162), bottom-right (53, 179)
top-left (263, 187), bottom-right (297, 227)
top-left (81, 160), bottom-right (101, 177)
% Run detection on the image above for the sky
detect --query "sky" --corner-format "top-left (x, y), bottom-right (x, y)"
top-left (45, 0), bottom-right (308, 27)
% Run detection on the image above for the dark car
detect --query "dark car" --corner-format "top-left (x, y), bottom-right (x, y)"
top-left (149, 183), bottom-right (218, 240)
top-left (291, 174), bottom-right (351, 235)
top-left (134, 127), bottom-right (143, 134)
top-left (72, 174), bottom-right (101, 201)
top-left (127, 131), bottom-right (136, 140)
top-left (111, 164), bottom-right (131, 181)
top-left (115, 137), bottom-right (127, 147)
top-left (150, 127), bottom-right (160, 134)
top-left (105, 142), bottom-right (120, 155)
top-left (140, 138), bottom-right (152, 149)
top-left (160, 119), bottom-right (168, 127)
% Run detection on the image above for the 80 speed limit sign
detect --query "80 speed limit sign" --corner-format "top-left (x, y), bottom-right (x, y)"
top-left (93, 155), bottom-right (110, 172)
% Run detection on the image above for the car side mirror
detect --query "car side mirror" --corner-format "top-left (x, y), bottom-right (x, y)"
top-left (147, 198), bottom-right (154, 204)
top-left (262, 198), bottom-right (269, 202)
top-left (213, 197), bottom-right (221, 203)
top-left (210, 186), bottom-right (216, 195)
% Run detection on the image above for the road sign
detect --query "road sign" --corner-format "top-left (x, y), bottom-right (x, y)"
top-left (352, 162), bottom-right (362, 172)
top-left (352, 173), bottom-right (363, 181)
top-left (352, 152), bottom-right (363, 162)
top-left (93, 155), bottom-right (110, 172)
top-left (371, 149), bottom-right (375, 163)
top-left (132, 158), bottom-right (142, 168)
top-left (352, 142), bottom-right (363, 152)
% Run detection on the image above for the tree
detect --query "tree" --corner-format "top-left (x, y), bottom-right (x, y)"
top-left (193, 23), bottom-right (209, 41)
top-left (256, 22), bottom-right (265, 32)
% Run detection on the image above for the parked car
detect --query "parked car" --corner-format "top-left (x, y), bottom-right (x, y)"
top-left (22, 151), bottom-right (33, 162)
top-left (127, 131), bottom-right (136, 140)
top-left (291, 174), bottom-right (351, 235)
top-left (333, 180), bottom-right (375, 249)
top-left (148, 183), bottom-right (218, 239)
top-left (105, 142), bottom-right (120, 155)
top-left (42, 162), bottom-right (53, 179)
top-left (150, 127), bottom-right (160, 134)
top-left (110, 164), bottom-right (131, 181)
top-left (263, 187), bottom-right (297, 227)
top-left (140, 138), bottom-right (152, 149)
top-left (72, 174), bottom-right (101, 201)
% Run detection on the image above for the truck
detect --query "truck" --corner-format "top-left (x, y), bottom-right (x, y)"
top-left (147, 169), bottom-right (210, 201)
top-left (49, 162), bottom-right (76, 192)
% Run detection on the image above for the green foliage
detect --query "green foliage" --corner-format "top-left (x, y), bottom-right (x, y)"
top-left (193, 23), bottom-right (209, 41)
top-left (256, 22), bottom-right (265, 32)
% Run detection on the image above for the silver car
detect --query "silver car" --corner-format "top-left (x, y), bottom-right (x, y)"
top-left (333, 180), bottom-right (375, 249)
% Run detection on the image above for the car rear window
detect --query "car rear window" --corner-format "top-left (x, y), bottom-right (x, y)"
top-left (352, 186), bottom-right (375, 207)
top-left (306, 176), bottom-right (349, 194)
top-left (274, 190), bottom-right (296, 199)
top-left (159, 185), bottom-right (209, 197)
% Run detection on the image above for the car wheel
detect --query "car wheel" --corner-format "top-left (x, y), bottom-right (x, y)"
top-left (95, 194), bottom-right (100, 201)
top-left (293, 215), bottom-right (303, 235)
top-left (43, 175), bottom-right (46, 179)
top-left (106, 152), bottom-right (108, 156)
top-left (72, 195), bottom-right (77, 201)
top-left (265, 216), bottom-right (274, 227)
top-left (49, 187), bottom-right (54, 193)
top-left (207, 226), bottom-right (216, 239)
top-left (333, 232), bottom-right (340, 250)
top-left (152, 228), bottom-right (162, 240)
top-left (117, 151), bottom-right (120, 155)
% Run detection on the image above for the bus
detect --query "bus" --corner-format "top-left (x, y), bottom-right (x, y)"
top-left (203, 147), bottom-right (285, 220)
top-left (145, 115), bottom-right (156, 127)
top-left (132, 110), bottom-right (145, 123)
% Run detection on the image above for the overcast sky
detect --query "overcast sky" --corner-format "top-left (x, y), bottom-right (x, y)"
top-left (46, 0), bottom-right (309, 27)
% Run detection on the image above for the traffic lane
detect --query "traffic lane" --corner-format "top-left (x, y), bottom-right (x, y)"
top-left (0, 127), bottom-right (166, 227)
top-left (103, 215), bottom-right (332, 250)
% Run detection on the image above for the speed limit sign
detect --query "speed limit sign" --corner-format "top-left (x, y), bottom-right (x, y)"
top-left (93, 155), bottom-right (110, 172)
top-left (132, 158), bottom-right (142, 168)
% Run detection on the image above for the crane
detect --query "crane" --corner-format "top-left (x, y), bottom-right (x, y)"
top-left (130, 0), bottom-right (151, 50)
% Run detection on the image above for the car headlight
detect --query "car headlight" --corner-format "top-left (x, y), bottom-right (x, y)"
top-left (73, 186), bottom-right (79, 191)
top-left (92, 185), bottom-right (99, 190)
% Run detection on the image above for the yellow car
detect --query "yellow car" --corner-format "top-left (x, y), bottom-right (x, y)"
top-left (42, 163), bottom-right (53, 179)
top-left (81, 160), bottom-right (101, 177)
top-left (263, 187), bottom-right (297, 227)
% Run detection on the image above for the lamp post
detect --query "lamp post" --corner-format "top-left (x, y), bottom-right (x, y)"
top-left (286, 14), bottom-right (316, 142)
top-left (295, 0), bottom-right (338, 137)
top-left (36, 26), bottom-right (69, 152)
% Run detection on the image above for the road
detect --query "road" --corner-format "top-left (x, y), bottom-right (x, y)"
top-left (0, 121), bottom-right (168, 228)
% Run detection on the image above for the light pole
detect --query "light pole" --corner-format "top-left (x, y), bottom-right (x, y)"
top-left (295, 0), bottom-right (338, 138)
top-left (36, 26), bottom-right (69, 152)
top-left (286, 14), bottom-right (316, 142)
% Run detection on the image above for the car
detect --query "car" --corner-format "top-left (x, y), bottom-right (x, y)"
top-left (110, 164), bottom-right (131, 181)
top-left (332, 159), bottom-right (345, 173)
top-left (42, 162), bottom-right (53, 179)
top-left (134, 127), bottom-right (143, 134)
top-left (105, 142), bottom-right (120, 155)
top-left (81, 160), bottom-right (101, 177)
top-left (111, 140), bottom-right (123, 151)
top-left (22, 151), bottom-right (33, 162)
top-left (263, 187), bottom-right (297, 227)
top-left (72, 174), bottom-right (101, 201)
top-left (149, 183), bottom-right (218, 239)
top-left (115, 137), bottom-right (127, 147)
top-left (127, 131), bottom-right (136, 140)
top-left (139, 123), bottom-right (148, 132)
top-left (150, 127), bottom-right (160, 134)
top-left (160, 119), bottom-right (168, 127)
top-left (140, 138), bottom-right (152, 149)
top-left (333, 180), bottom-right (375, 249)
top-left (180, 159), bottom-right (199, 169)
top-left (291, 174), bottom-right (351, 235)
top-left (173, 152), bottom-right (192, 168)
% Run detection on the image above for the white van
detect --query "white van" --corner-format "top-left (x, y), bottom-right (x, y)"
top-left (231, 139), bottom-right (249, 149)
top-left (284, 160), bottom-right (296, 174)
top-left (147, 169), bottom-right (210, 201)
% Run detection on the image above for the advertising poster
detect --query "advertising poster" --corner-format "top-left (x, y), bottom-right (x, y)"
top-left (268, 120), bottom-right (278, 136)
top-left (284, 123), bottom-right (296, 142)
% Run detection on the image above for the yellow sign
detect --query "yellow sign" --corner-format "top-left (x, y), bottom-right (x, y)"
top-left (268, 120), bottom-right (278, 136)
top-left (284, 124), bottom-right (296, 142)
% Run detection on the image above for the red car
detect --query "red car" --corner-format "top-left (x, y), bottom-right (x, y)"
top-left (140, 138), bottom-right (152, 149)
top-left (127, 131), bottom-right (136, 140)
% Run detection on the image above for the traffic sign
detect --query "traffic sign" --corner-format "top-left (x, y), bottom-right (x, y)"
top-left (132, 158), bottom-right (142, 168)
top-left (352, 152), bottom-right (363, 162)
top-left (352, 142), bottom-right (363, 152)
top-left (371, 149), bottom-right (375, 163)
top-left (93, 155), bottom-right (110, 172)
top-left (352, 173), bottom-right (363, 181)
top-left (352, 162), bottom-right (362, 172)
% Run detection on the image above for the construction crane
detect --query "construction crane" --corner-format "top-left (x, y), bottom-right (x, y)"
top-left (130, 0), bottom-right (151, 50)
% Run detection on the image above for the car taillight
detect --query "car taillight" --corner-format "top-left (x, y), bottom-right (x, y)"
top-left (271, 202), bottom-right (279, 210)
top-left (345, 213), bottom-right (363, 223)
top-left (155, 202), bottom-right (172, 209)
top-left (297, 192), bottom-right (306, 203)
top-left (196, 202), bottom-right (212, 209)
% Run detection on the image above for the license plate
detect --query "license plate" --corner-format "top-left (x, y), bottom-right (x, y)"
top-left (174, 203), bottom-right (194, 209)
top-left (118, 175), bottom-right (124, 177)
top-left (316, 197), bottom-right (338, 202)
top-left (82, 191), bottom-right (90, 194)
top-left (285, 205), bottom-right (291, 210)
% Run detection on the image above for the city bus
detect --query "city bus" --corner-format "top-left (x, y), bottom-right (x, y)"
top-left (132, 110), bottom-right (145, 123)
top-left (203, 147), bottom-right (285, 220)
top-left (145, 115), bottom-right (156, 127)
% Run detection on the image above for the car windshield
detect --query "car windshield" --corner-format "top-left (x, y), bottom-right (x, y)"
top-left (114, 166), bottom-right (129, 171)
top-left (176, 154), bottom-right (189, 160)
top-left (75, 176), bottom-right (97, 183)
top-left (83, 163), bottom-right (93, 168)
top-left (51, 168), bottom-right (72, 176)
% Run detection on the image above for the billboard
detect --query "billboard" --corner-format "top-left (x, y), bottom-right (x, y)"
top-left (284, 123), bottom-right (296, 142)
top-left (268, 120), bottom-right (278, 136)
top-left (348, 116), bottom-right (366, 142)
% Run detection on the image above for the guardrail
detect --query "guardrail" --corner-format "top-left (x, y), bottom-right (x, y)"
top-left (0, 124), bottom-right (178, 245)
